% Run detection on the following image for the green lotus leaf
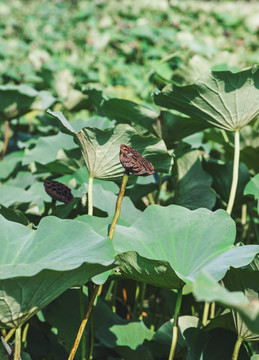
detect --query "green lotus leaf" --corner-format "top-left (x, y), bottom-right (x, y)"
top-left (224, 267), bottom-right (259, 340)
top-left (0, 151), bottom-right (24, 180)
top-left (0, 215), bottom-right (114, 328)
top-left (244, 174), bottom-right (259, 213)
top-left (95, 299), bottom-right (154, 360)
top-left (0, 204), bottom-right (29, 225)
top-left (0, 183), bottom-right (49, 215)
top-left (22, 132), bottom-right (77, 166)
top-left (47, 110), bottom-right (172, 180)
top-left (193, 270), bottom-right (259, 336)
top-left (113, 205), bottom-right (259, 288)
top-left (157, 111), bottom-right (211, 148)
top-left (154, 66), bottom-right (259, 131)
top-left (172, 150), bottom-right (216, 210)
top-left (0, 84), bottom-right (55, 120)
top-left (100, 98), bottom-right (159, 135)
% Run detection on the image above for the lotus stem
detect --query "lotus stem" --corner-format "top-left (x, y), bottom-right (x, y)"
top-left (202, 301), bottom-right (210, 326)
top-left (88, 312), bottom-right (94, 360)
top-left (79, 287), bottom-right (87, 360)
top-left (69, 173), bottom-right (129, 360)
top-left (4, 328), bottom-right (15, 343)
top-left (88, 176), bottom-right (94, 216)
top-left (168, 287), bottom-right (182, 360)
top-left (138, 282), bottom-right (147, 320)
top-left (155, 172), bottom-right (163, 204)
top-left (51, 199), bottom-right (56, 216)
top-left (109, 173), bottom-right (129, 241)
top-left (226, 130), bottom-right (240, 215)
top-left (0, 119), bottom-right (9, 161)
top-left (210, 301), bottom-right (215, 319)
top-left (232, 335), bottom-right (243, 360)
top-left (68, 285), bottom-right (99, 360)
top-left (14, 327), bottom-right (21, 360)
top-left (22, 323), bottom-right (29, 347)
top-left (133, 282), bottom-right (140, 318)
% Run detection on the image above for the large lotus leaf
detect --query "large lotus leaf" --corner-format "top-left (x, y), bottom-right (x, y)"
top-left (0, 85), bottom-right (55, 120)
top-left (32, 148), bottom-right (84, 175)
top-left (0, 215), bottom-right (114, 328)
top-left (154, 66), bottom-right (259, 131)
top-left (0, 204), bottom-right (29, 225)
top-left (157, 111), bottom-right (211, 148)
top-left (0, 151), bottom-right (24, 180)
top-left (47, 110), bottom-right (172, 180)
top-left (113, 205), bottom-right (259, 288)
top-left (22, 132), bottom-right (77, 166)
top-left (244, 174), bottom-right (259, 213)
top-left (0, 182), bottom-right (49, 215)
top-left (193, 271), bottom-right (259, 336)
top-left (100, 98), bottom-right (159, 135)
top-left (172, 150), bottom-right (216, 210)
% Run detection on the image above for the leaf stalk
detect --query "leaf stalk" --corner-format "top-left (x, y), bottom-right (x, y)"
top-left (14, 327), bottom-right (21, 360)
top-left (226, 130), bottom-right (240, 215)
top-left (88, 176), bottom-right (94, 216)
top-left (168, 287), bottom-right (183, 360)
top-left (232, 335), bottom-right (243, 360)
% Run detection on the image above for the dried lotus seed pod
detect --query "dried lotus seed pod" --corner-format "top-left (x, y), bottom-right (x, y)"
top-left (44, 179), bottom-right (74, 204)
top-left (120, 144), bottom-right (154, 176)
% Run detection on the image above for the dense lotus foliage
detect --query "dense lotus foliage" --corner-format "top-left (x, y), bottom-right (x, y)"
top-left (0, 1), bottom-right (259, 359)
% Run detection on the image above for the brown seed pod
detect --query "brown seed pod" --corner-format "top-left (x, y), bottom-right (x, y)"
top-left (120, 144), bottom-right (155, 176)
top-left (44, 179), bottom-right (74, 204)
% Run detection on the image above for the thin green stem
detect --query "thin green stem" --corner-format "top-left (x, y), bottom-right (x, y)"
top-left (105, 280), bottom-right (115, 301)
top-left (221, 129), bottom-right (230, 144)
top-left (226, 130), bottom-right (240, 215)
top-left (88, 176), bottom-right (94, 216)
top-left (138, 282), bottom-right (147, 320)
top-left (155, 173), bottom-right (163, 204)
top-left (168, 287), bottom-right (183, 360)
top-left (133, 282), bottom-right (140, 318)
top-left (109, 173), bottom-right (129, 241)
top-left (51, 199), bottom-right (56, 216)
top-left (0, 119), bottom-right (9, 161)
top-left (88, 313), bottom-right (94, 360)
top-left (111, 280), bottom-right (118, 313)
top-left (148, 192), bottom-right (155, 205)
top-left (232, 335), bottom-right (243, 360)
top-left (22, 323), bottom-right (29, 349)
top-left (14, 327), bottom-right (21, 360)
top-left (210, 301), bottom-right (215, 320)
top-left (79, 287), bottom-right (87, 360)
top-left (202, 301), bottom-right (210, 326)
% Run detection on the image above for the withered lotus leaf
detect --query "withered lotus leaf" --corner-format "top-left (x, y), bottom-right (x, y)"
top-left (44, 179), bottom-right (74, 204)
top-left (120, 144), bottom-right (155, 176)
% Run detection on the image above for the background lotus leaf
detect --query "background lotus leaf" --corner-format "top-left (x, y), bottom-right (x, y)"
top-left (0, 84), bottom-right (55, 120)
top-left (154, 66), bottom-right (259, 131)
